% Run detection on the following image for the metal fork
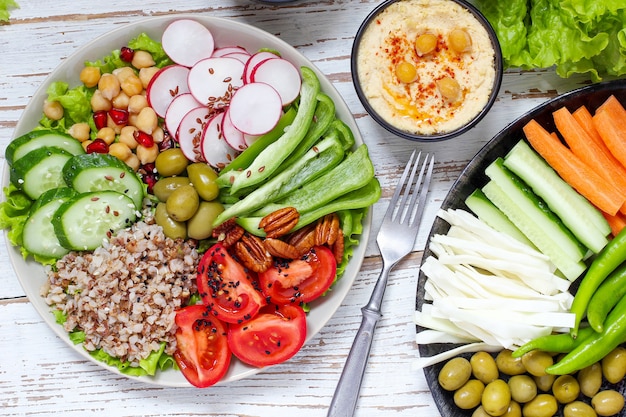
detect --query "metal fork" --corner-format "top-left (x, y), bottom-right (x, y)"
top-left (327, 150), bottom-right (435, 417)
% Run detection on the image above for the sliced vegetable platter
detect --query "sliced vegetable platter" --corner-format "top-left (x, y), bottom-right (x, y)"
top-left (1, 15), bottom-right (372, 387)
top-left (416, 80), bottom-right (626, 417)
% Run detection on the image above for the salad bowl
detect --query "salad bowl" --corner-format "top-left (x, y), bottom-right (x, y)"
top-left (415, 79), bottom-right (626, 417)
top-left (2, 15), bottom-right (372, 387)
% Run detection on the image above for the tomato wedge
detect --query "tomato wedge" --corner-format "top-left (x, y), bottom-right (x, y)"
top-left (258, 245), bottom-right (337, 305)
top-left (173, 304), bottom-right (231, 388)
top-left (227, 303), bottom-right (307, 367)
top-left (197, 243), bottom-right (265, 324)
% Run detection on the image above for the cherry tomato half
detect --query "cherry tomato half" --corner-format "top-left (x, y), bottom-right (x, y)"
top-left (258, 245), bottom-right (337, 305)
top-left (197, 243), bottom-right (266, 324)
top-left (173, 304), bottom-right (231, 388)
top-left (227, 303), bottom-right (307, 367)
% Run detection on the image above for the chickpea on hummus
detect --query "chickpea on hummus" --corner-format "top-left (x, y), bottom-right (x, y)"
top-left (356, 0), bottom-right (497, 136)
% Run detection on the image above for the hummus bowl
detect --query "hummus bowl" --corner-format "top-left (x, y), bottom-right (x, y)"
top-left (351, 0), bottom-right (503, 141)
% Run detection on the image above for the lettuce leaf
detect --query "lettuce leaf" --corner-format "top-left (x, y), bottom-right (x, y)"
top-left (0, 184), bottom-right (31, 247)
top-left (128, 32), bottom-right (173, 68)
top-left (0, 0), bottom-right (18, 23)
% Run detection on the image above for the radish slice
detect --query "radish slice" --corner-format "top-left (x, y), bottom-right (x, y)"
top-left (251, 58), bottom-right (302, 106)
top-left (243, 51), bottom-right (280, 84)
top-left (187, 57), bottom-right (245, 110)
top-left (202, 112), bottom-right (240, 169)
top-left (222, 108), bottom-right (248, 151)
top-left (228, 82), bottom-right (282, 136)
top-left (164, 93), bottom-right (202, 141)
top-left (224, 51), bottom-right (252, 64)
top-left (212, 46), bottom-right (249, 57)
top-left (146, 65), bottom-right (191, 118)
top-left (162, 19), bottom-right (215, 67)
top-left (177, 106), bottom-right (212, 162)
top-left (244, 133), bottom-right (262, 147)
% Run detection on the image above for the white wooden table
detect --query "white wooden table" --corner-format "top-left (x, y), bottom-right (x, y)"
top-left (0, 1), bottom-right (598, 415)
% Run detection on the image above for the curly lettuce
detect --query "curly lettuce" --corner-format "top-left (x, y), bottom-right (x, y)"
top-left (0, 0), bottom-right (18, 23)
top-left (471, 0), bottom-right (626, 81)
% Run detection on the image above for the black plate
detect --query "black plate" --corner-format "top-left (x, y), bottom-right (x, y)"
top-left (416, 79), bottom-right (626, 417)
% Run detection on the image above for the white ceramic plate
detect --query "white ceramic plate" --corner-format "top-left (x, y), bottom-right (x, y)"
top-left (3, 15), bottom-right (371, 387)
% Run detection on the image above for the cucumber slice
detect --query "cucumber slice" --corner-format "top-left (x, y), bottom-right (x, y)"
top-left (465, 189), bottom-right (534, 248)
top-left (23, 187), bottom-right (77, 258)
top-left (10, 147), bottom-right (74, 200)
top-left (6, 129), bottom-right (84, 165)
top-left (63, 153), bottom-right (145, 209)
top-left (53, 191), bottom-right (138, 251)
top-left (483, 159), bottom-right (587, 281)
top-left (503, 140), bottom-right (610, 253)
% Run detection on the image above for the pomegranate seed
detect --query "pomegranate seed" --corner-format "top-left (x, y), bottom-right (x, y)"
top-left (134, 130), bottom-right (154, 147)
top-left (143, 173), bottom-right (158, 194)
top-left (120, 46), bottom-right (135, 62)
top-left (158, 136), bottom-right (174, 152)
top-left (143, 162), bottom-right (156, 174)
top-left (109, 108), bottom-right (129, 125)
top-left (86, 138), bottom-right (109, 154)
top-left (93, 110), bottom-right (108, 130)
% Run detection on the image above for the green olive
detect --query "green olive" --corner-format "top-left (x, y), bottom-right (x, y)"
top-left (454, 379), bottom-right (485, 410)
top-left (601, 346), bottom-right (626, 384)
top-left (472, 405), bottom-right (491, 417)
top-left (591, 390), bottom-right (625, 416)
top-left (533, 374), bottom-right (556, 392)
top-left (166, 184), bottom-right (199, 222)
top-left (186, 201), bottom-right (224, 240)
top-left (564, 401), bottom-right (598, 417)
top-left (521, 350), bottom-right (553, 377)
top-left (155, 202), bottom-right (186, 239)
top-left (153, 176), bottom-right (191, 202)
top-left (508, 374), bottom-right (537, 403)
top-left (482, 379), bottom-right (511, 417)
top-left (578, 363), bottom-right (602, 398)
top-left (187, 162), bottom-right (219, 201)
top-left (522, 393), bottom-right (558, 417)
top-left (471, 351), bottom-right (499, 384)
top-left (155, 148), bottom-right (189, 177)
top-left (501, 400), bottom-right (522, 417)
top-left (496, 350), bottom-right (526, 376)
top-left (439, 357), bottom-right (472, 391)
top-left (552, 374), bottom-right (580, 404)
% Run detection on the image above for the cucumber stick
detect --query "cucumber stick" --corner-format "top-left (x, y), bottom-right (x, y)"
top-left (483, 159), bottom-right (586, 281)
top-left (10, 147), bottom-right (74, 200)
top-left (6, 129), bottom-right (84, 165)
top-left (63, 153), bottom-right (145, 209)
top-left (53, 191), bottom-right (137, 251)
top-left (503, 140), bottom-right (609, 253)
top-left (465, 189), bottom-right (534, 248)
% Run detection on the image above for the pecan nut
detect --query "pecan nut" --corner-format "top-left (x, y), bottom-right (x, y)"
top-left (212, 218), bottom-right (244, 247)
top-left (331, 229), bottom-right (345, 264)
top-left (258, 207), bottom-right (300, 238)
top-left (287, 223), bottom-right (317, 256)
top-left (315, 213), bottom-right (340, 246)
top-left (235, 233), bottom-right (272, 273)
top-left (264, 238), bottom-right (301, 260)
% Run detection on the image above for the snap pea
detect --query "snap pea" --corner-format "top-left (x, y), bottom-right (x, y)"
top-left (546, 291), bottom-right (626, 375)
top-left (569, 225), bottom-right (626, 337)
top-left (586, 262), bottom-right (626, 333)
top-left (511, 326), bottom-right (595, 358)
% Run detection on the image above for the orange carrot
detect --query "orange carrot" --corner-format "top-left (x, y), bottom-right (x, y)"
top-left (602, 211), bottom-right (626, 237)
top-left (523, 119), bottom-right (625, 216)
top-left (593, 96), bottom-right (626, 169)
top-left (572, 105), bottom-right (611, 151)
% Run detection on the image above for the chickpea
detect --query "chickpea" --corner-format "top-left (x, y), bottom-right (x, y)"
top-left (106, 114), bottom-right (124, 134)
top-left (113, 66), bottom-right (136, 83)
top-left (68, 122), bottom-right (91, 142)
top-left (90, 89), bottom-right (112, 112)
top-left (136, 143), bottom-right (159, 165)
top-left (124, 152), bottom-right (141, 171)
top-left (139, 66), bottom-right (160, 88)
top-left (43, 99), bottom-right (64, 121)
top-left (592, 390), bottom-right (625, 417)
top-left (601, 346), bottom-right (626, 384)
top-left (112, 91), bottom-right (130, 109)
top-left (81, 140), bottom-right (93, 152)
top-left (152, 126), bottom-right (165, 144)
top-left (98, 73), bottom-right (121, 101)
top-left (96, 127), bottom-right (116, 145)
top-left (128, 94), bottom-right (149, 113)
top-left (395, 61), bottom-right (418, 84)
top-left (134, 107), bottom-right (158, 134)
top-left (121, 73), bottom-right (144, 97)
top-left (449, 28), bottom-right (472, 53)
top-left (131, 50), bottom-right (155, 69)
top-left (108, 142), bottom-right (132, 161)
top-left (415, 33), bottom-right (437, 56)
top-left (436, 76), bottom-right (461, 102)
top-left (119, 125), bottom-right (139, 149)
top-left (80, 66), bottom-right (101, 88)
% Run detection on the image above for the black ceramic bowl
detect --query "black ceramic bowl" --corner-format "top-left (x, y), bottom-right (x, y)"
top-left (351, 0), bottom-right (503, 142)
top-left (416, 79), bottom-right (626, 417)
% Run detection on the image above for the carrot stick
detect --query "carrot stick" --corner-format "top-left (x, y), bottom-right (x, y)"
top-left (593, 96), bottom-right (626, 169)
top-left (573, 105), bottom-right (611, 151)
top-left (602, 211), bottom-right (626, 237)
top-left (523, 119), bottom-right (625, 216)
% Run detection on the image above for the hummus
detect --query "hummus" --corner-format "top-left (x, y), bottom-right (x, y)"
top-left (356, 0), bottom-right (497, 136)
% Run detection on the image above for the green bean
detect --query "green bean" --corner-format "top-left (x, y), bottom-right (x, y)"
top-left (586, 262), bottom-right (626, 332)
